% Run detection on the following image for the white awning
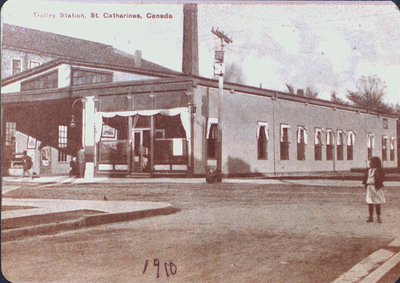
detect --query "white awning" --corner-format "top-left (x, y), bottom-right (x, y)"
top-left (280, 124), bottom-right (290, 142)
top-left (297, 126), bottom-right (308, 144)
top-left (326, 130), bottom-right (334, 145)
top-left (94, 107), bottom-right (190, 143)
top-left (347, 131), bottom-right (356, 146)
top-left (337, 130), bottom-right (344, 145)
top-left (206, 117), bottom-right (218, 139)
top-left (315, 128), bottom-right (323, 145)
top-left (257, 122), bottom-right (269, 141)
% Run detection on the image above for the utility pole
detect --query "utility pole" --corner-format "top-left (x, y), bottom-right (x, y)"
top-left (211, 27), bottom-right (232, 182)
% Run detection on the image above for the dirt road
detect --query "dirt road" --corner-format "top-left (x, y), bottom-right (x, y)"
top-left (2, 182), bottom-right (400, 282)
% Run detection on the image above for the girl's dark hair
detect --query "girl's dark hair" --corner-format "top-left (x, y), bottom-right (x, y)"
top-left (370, 156), bottom-right (382, 168)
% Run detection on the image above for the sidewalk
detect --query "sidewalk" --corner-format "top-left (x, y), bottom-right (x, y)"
top-left (333, 238), bottom-right (400, 283)
top-left (2, 197), bottom-right (178, 242)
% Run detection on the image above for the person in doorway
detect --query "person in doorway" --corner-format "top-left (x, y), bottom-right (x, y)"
top-left (362, 156), bottom-right (385, 223)
top-left (21, 150), bottom-right (33, 179)
top-left (77, 148), bottom-right (85, 178)
top-left (69, 157), bottom-right (78, 177)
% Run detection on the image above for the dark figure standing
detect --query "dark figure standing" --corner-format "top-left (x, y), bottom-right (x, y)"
top-left (362, 156), bottom-right (385, 223)
top-left (21, 150), bottom-right (33, 179)
top-left (69, 157), bottom-right (78, 177)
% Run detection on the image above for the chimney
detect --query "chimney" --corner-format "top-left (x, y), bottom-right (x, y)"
top-left (182, 4), bottom-right (199, 76)
top-left (134, 50), bottom-right (142, 68)
top-left (297, 89), bottom-right (304, 96)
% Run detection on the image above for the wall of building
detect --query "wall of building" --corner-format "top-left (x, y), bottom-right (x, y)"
top-left (2, 101), bottom-right (79, 176)
top-left (11, 133), bottom-right (70, 175)
top-left (193, 85), bottom-right (397, 176)
top-left (98, 90), bottom-right (189, 112)
top-left (1, 48), bottom-right (54, 78)
top-left (1, 64), bottom-right (71, 93)
top-left (2, 62), bottom-right (160, 94)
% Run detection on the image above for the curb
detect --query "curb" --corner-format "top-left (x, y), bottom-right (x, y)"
top-left (2, 206), bottom-right (180, 242)
top-left (333, 237), bottom-right (400, 283)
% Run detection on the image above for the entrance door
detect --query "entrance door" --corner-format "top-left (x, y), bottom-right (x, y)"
top-left (40, 146), bottom-right (52, 174)
top-left (132, 129), bottom-right (150, 172)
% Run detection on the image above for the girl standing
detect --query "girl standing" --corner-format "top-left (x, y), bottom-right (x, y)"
top-left (362, 156), bottom-right (385, 223)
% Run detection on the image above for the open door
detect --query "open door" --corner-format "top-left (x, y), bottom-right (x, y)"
top-left (132, 129), bottom-right (150, 172)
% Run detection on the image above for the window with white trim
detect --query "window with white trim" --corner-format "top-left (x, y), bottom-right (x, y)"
top-left (297, 126), bottom-right (307, 161)
top-left (257, 122), bottom-right (268, 160)
top-left (58, 125), bottom-right (68, 162)
top-left (326, 129), bottom-right (334, 160)
top-left (72, 68), bottom-right (113, 86)
top-left (382, 136), bottom-right (388, 161)
top-left (206, 118), bottom-right (218, 159)
top-left (280, 124), bottom-right (290, 160)
top-left (347, 131), bottom-right (355, 160)
top-left (337, 130), bottom-right (344, 161)
top-left (314, 128), bottom-right (323, 160)
top-left (367, 133), bottom-right (375, 160)
top-left (390, 137), bottom-right (396, 161)
top-left (5, 122), bottom-right (17, 146)
top-left (5, 122), bottom-right (17, 155)
top-left (21, 70), bottom-right (58, 91)
top-left (12, 59), bottom-right (22, 74)
top-left (29, 60), bottom-right (40, 69)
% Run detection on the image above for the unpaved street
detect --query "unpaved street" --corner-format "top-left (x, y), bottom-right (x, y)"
top-left (2, 182), bottom-right (400, 282)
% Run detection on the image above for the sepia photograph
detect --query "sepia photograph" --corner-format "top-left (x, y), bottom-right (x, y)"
top-left (1, 0), bottom-right (400, 282)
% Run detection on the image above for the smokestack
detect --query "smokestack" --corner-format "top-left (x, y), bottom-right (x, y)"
top-left (182, 4), bottom-right (199, 76)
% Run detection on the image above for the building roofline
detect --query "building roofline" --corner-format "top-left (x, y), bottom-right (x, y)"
top-left (2, 23), bottom-right (182, 79)
top-left (2, 64), bottom-right (397, 119)
top-left (1, 58), bottom-right (183, 86)
top-left (190, 75), bottom-right (399, 119)
top-left (1, 77), bottom-right (195, 105)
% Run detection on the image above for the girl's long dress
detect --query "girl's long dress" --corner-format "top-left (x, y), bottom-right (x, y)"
top-left (365, 168), bottom-right (386, 204)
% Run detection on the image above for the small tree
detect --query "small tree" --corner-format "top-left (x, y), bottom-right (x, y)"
top-left (393, 103), bottom-right (400, 116)
top-left (346, 75), bottom-right (388, 112)
top-left (304, 86), bottom-right (318, 98)
top-left (330, 90), bottom-right (348, 105)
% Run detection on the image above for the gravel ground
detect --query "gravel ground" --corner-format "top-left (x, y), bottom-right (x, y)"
top-left (2, 182), bottom-right (400, 282)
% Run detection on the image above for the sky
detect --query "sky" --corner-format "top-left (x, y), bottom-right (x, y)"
top-left (1, 0), bottom-right (400, 104)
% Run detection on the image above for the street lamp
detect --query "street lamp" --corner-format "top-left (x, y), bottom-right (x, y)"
top-left (69, 98), bottom-right (83, 128)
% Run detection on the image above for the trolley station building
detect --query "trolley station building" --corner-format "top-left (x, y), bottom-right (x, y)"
top-left (1, 17), bottom-right (398, 178)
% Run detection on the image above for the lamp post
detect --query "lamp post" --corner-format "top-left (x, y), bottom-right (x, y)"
top-left (69, 98), bottom-right (83, 128)
top-left (211, 27), bottom-right (232, 182)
